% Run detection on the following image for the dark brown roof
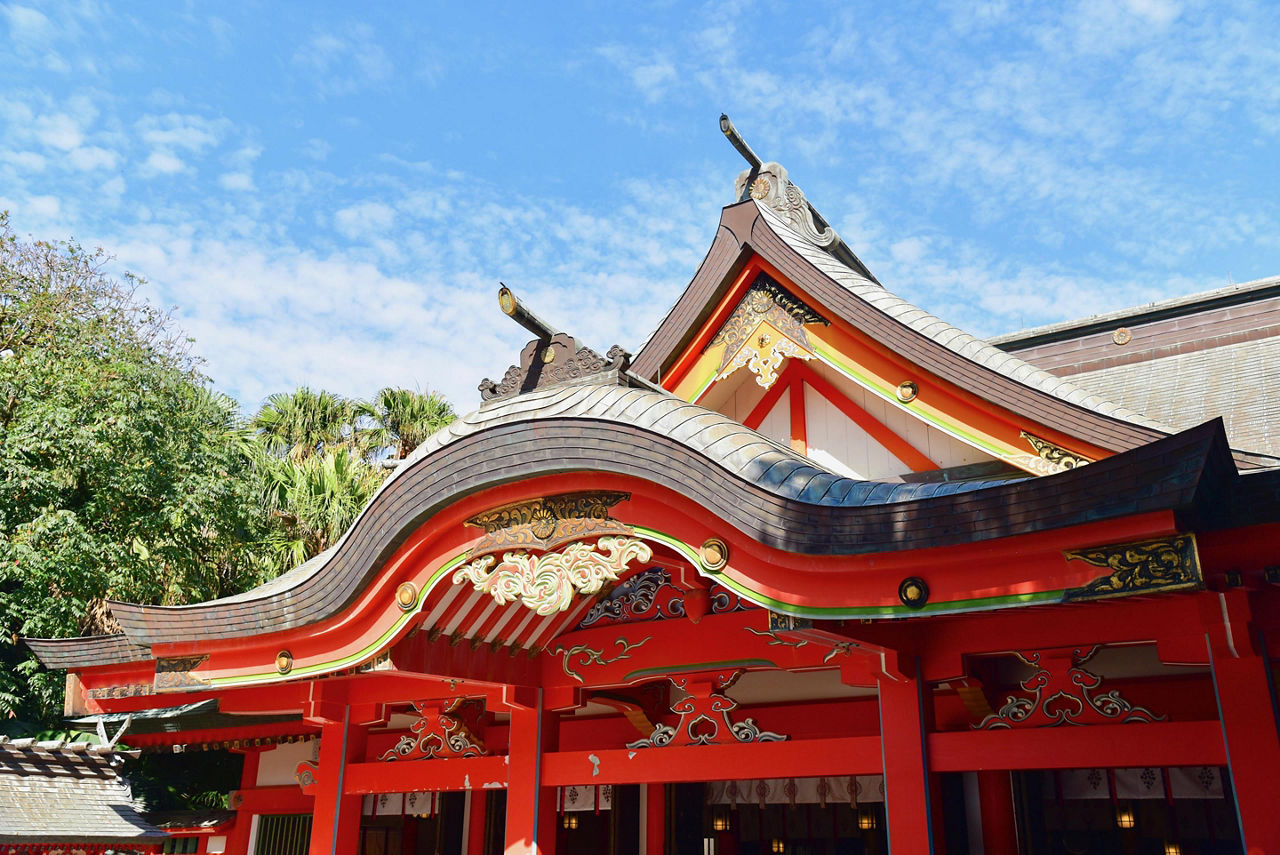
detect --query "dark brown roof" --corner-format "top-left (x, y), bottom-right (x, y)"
top-left (0, 737), bottom-right (166, 845)
top-left (631, 200), bottom-right (1172, 453)
top-left (100, 374), bottom-right (1236, 649)
top-left (25, 633), bottom-right (149, 670)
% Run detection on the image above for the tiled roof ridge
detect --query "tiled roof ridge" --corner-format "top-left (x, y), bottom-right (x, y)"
top-left (989, 273), bottom-right (1280, 348)
top-left (753, 201), bottom-right (1174, 434)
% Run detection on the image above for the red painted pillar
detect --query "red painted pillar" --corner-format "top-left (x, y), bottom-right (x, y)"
top-left (466, 789), bottom-right (488, 855)
top-left (1210, 644), bottom-right (1280, 854)
top-left (308, 710), bottom-right (368, 855)
top-left (644, 783), bottom-right (665, 855)
top-left (878, 665), bottom-right (942, 854)
top-left (225, 749), bottom-right (264, 854)
top-left (505, 691), bottom-right (558, 855)
top-left (976, 770), bottom-right (1018, 855)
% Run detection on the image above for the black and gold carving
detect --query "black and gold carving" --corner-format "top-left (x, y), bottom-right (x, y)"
top-left (1020, 431), bottom-right (1093, 470)
top-left (465, 491), bottom-right (633, 556)
top-left (154, 654), bottom-right (211, 692)
top-left (1063, 534), bottom-right (1202, 602)
top-left (710, 275), bottom-right (827, 369)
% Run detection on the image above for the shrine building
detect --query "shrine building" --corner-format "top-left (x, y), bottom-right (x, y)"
top-left (26, 118), bottom-right (1280, 855)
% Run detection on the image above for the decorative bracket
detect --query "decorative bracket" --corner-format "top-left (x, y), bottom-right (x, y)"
top-left (1063, 534), bottom-right (1202, 601)
top-left (378, 698), bottom-right (486, 761)
top-left (626, 670), bottom-right (787, 748)
top-left (974, 646), bottom-right (1165, 729)
top-left (711, 275), bottom-right (828, 390)
top-left (453, 535), bottom-right (653, 615)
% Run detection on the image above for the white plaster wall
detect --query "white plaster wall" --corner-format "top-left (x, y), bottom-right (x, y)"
top-left (754, 387), bottom-right (790, 447)
top-left (256, 739), bottom-right (317, 788)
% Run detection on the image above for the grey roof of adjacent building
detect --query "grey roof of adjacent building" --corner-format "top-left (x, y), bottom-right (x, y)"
top-left (1068, 337), bottom-right (1280, 463)
top-left (0, 737), bottom-right (167, 845)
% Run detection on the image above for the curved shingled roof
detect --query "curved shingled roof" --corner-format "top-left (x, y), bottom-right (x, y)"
top-left (98, 372), bottom-right (1228, 648)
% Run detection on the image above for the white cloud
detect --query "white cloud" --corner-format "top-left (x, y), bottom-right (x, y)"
top-left (141, 150), bottom-right (186, 175)
top-left (136, 112), bottom-right (227, 151)
top-left (3, 5), bottom-right (52, 43)
top-left (33, 113), bottom-right (84, 151)
top-left (333, 201), bottom-right (395, 240)
top-left (292, 24), bottom-right (392, 96)
top-left (302, 138), bottom-right (331, 161)
top-left (68, 145), bottom-right (118, 170)
top-left (218, 171), bottom-right (255, 191)
top-left (25, 194), bottom-right (61, 218)
top-left (3, 150), bottom-right (46, 171)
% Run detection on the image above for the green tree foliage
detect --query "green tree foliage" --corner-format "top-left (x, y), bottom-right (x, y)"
top-left (246, 385), bottom-right (454, 575)
top-left (357, 386), bottom-right (456, 460)
top-left (0, 215), bottom-right (268, 724)
top-left (251, 386), bottom-right (357, 461)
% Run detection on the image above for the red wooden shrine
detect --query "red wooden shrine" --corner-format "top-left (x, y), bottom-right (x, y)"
top-left (28, 123), bottom-right (1280, 855)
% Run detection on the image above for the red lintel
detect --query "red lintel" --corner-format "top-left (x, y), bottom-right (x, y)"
top-left (542, 735), bottom-right (884, 786)
top-left (343, 754), bottom-right (510, 795)
top-left (928, 720), bottom-right (1225, 771)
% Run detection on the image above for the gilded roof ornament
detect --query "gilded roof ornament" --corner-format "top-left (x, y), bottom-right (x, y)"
top-left (735, 161), bottom-right (839, 249)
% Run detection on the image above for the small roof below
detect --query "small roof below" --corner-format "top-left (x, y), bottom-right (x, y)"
top-left (0, 736), bottom-right (167, 845)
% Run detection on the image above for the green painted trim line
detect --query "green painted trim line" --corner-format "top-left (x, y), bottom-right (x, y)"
top-left (809, 341), bottom-right (1009, 458)
top-left (210, 551), bottom-right (471, 688)
top-left (634, 526), bottom-right (1064, 619)
top-left (687, 365), bottom-right (718, 402)
top-left (624, 659), bottom-right (777, 682)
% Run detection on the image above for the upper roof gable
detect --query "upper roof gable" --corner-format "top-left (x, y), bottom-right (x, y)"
top-left (632, 192), bottom-right (1176, 466)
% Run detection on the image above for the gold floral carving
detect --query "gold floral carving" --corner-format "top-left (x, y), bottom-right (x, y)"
top-left (712, 278), bottom-right (827, 390)
top-left (465, 492), bottom-right (633, 556)
top-left (453, 536), bottom-right (654, 616)
top-left (1063, 534), bottom-right (1202, 602)
top-left (1019, 431), bottom-right (1093, 472)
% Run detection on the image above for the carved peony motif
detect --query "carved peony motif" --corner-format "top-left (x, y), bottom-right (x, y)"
top-left (453, 536), bottom-right (653, 615)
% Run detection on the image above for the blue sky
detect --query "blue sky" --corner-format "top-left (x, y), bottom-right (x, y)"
top-left (2, 1), bottom-right (1277, 411)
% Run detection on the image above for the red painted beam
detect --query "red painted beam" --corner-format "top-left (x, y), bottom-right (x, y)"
top-left (789, 374), bottom-right (807, 455)
top-left (343, 755), bottom-right (509, 794)
top-left (792, 360), bottom-right (936, 473)
top-left (742, 361), bottom-right (795, 431)
top-left (928, 720), bottom-right (1225, 771)
top-left (542, 735), bottom-right (883, 786)
top-left (231, 784), bottom-right (313, 814)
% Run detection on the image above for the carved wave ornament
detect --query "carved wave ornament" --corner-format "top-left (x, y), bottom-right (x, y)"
top-left (453, 536), bottom-right (654, 616)
top-left (465, 492), bottom-right (633, 557)
top-left (735, 162), bottom-right (839, 249)
top-left (1018, 431), bottom-right (1093, 474)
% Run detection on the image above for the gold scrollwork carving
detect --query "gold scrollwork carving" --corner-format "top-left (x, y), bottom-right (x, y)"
top-left (453, 536), bottom-right (654, 615)
top-left (1020, 431), bottom-right (1093, 472)
top-left (1063, 534), bottom-right (1202, 602)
